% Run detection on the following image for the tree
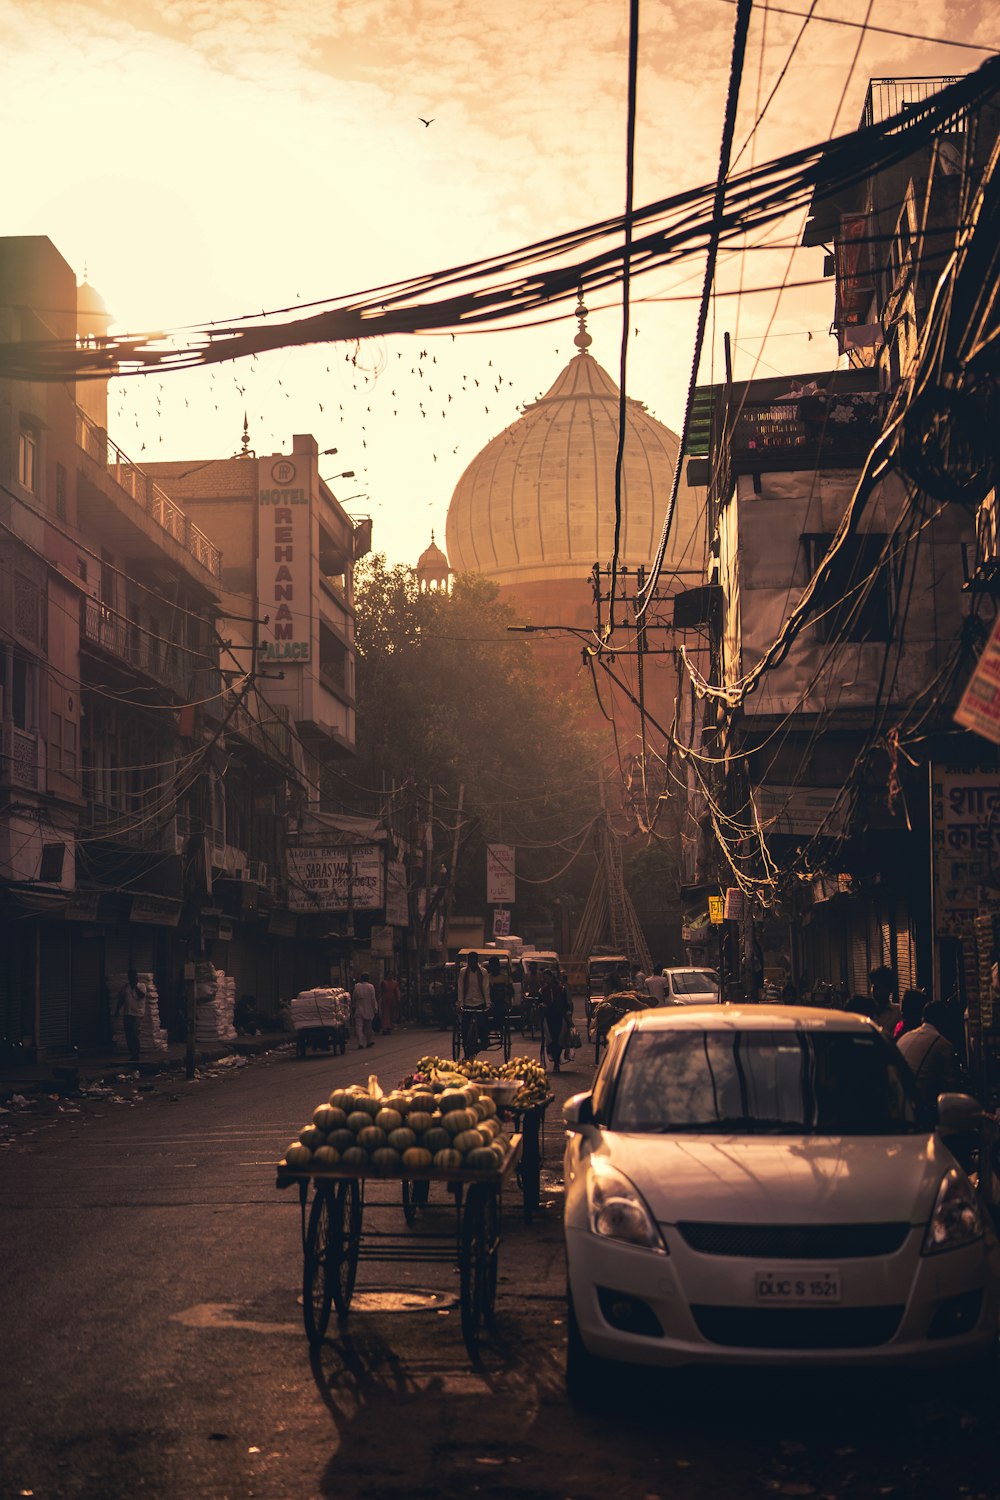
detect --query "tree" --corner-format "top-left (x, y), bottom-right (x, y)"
top-left (341, 555), bottom-right (606, 962)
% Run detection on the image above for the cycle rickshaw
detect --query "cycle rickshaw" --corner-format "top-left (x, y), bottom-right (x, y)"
top-left (452, 948), bottom-right (513, 1062)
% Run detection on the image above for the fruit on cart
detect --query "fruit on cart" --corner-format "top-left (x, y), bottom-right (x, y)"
top-left (422, 1126), bottom-right (450, 1154)
top-left (312, 1145), bottom-right (340, 1170)
top-left (388, 1127), bottom-right (416, 1152)
top-left (453, 1129), bottom-right (483, 1153)
top-left (357, 1125), bottom-right (387, 1150)
top-left (347, 1110), bottom-right (372, 1133)
top-left (375, 1107), bottom-right (403, 1132)
top-left (284, 1142), bottom-right (312, 1168)
top-left (402, 1146), bottom-right (433, 1169)
top-left (329, 1129), bottom-right (355, 1152)
top-left (313, 1104), bottom-right (347, 1132)
top-left (370, 1147), bottom-right (402, 1173)
top-left (466, 1147), bottom-right (498, 1171)
top-left (341, 1146), bottom-right (368, 1167)
top-left (407, 1111), bottom-right (434, 1135)
top-left (299, 1124), bottom-right (325, 1151)
top-left (433, 1148), bottom-right (463, 1169)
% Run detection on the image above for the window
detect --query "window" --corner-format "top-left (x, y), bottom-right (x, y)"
top-left (801, 532), bottom-right (893, 643)
top-left (55, 462), bottom-right (67, 521)
top-left (18, 427), bottom-right (37, 493)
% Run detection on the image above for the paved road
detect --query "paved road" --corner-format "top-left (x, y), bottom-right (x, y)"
top-left (2, 1029), bottom-right (999, 1500)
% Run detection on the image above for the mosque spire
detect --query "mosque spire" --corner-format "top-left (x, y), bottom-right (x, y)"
top-left (573, 293), bottom-right (592, 355)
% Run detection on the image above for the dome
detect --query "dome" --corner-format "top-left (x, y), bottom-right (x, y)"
top-left (417, 531), bottom-right (449, 573)
top-left (445, 336), bottom-right (704, 589)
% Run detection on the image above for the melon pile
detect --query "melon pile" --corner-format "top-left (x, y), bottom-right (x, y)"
top-left (280, 1078), bottom-right (512, 1176)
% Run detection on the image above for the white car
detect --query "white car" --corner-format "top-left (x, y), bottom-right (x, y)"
top-left (661, 966), bottom-right (721, 1003)
top-left (563, 1006), bottom-right (998, 1397)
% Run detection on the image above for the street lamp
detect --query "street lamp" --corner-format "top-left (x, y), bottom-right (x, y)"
top-left (322, 470), bottom-right (355, 482)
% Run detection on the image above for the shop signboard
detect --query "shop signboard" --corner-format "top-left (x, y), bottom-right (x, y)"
top-left (708, 896), bottom-right (725, 925)
top-left (724, 887), bottom-right (745, 922)
top-left (257, 455), bottom-right (312, 665)
top-left (955, 614), bottom-right (1000, 746)
top-left (287, 843), bottom-right (383, 913)
top-left (755, 785), bottom-right (851, 837)
top-left (486, 844), bottom-right (515, 905)
top-left (931, 765), bottom-right (1000, 937)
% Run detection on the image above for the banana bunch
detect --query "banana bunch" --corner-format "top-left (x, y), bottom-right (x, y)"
top-left (498, 1057), bottom-right (551, 1110)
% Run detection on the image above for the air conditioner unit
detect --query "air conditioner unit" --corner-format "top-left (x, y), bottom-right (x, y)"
top-left (249, 858), bottom-right (268, 886)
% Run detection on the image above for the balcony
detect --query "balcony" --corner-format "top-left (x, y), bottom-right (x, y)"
top-left (0, 722), bottom-right (39, 790)
top-left (81, 598), bottom-right (194, 699)
top-left (75, 407), bottom-right (222, 581)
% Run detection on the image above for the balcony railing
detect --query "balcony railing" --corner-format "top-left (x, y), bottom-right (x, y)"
top-left (861, 77), bottom-right (960, 131)
top-left (75, 407), bottom-right (222, 580)
top-left (82, 597), bottom-right (194, 699)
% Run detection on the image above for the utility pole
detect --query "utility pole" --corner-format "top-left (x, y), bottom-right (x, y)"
top-left (441, 783), bottom-right (465, 959)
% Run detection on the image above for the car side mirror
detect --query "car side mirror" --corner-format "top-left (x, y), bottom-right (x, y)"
top-left (936, 1092), bottom-right (981, 1134)
top-left (563, 1092), bottom-right (596, 1131)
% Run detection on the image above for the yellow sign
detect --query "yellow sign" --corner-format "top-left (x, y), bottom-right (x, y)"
top-left (708, 896), bottom-right (724, 925)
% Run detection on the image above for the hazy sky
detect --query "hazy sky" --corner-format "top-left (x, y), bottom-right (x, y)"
top-left (3, 0), bottom-right (995, 566)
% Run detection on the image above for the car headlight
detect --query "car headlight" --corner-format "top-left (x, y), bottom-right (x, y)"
top-left (586, 1160), bottom-right (666, 1252)
top-left (922, 1168), bottom-right (983, 1256)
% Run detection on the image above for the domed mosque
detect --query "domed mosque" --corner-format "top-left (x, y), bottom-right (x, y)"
top-left (443, 300), bottom-right (706, 721)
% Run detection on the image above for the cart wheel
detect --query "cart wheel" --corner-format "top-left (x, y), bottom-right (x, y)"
top-left (331, 1179), bottom-right (362, 1318)
top-left (452, 1016), bottom-right (462, 1063)
top-left (302, 1182), bottom-right (336, 1346)
top-left (401, 1176), bottom-right (431, 1224)
top-left (502, 1016), bottom-right (512, 1063)
top-left (460, 1184), bottom-right (499, 1350)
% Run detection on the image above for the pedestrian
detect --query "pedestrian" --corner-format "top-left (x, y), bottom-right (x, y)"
top-left (894, 988), bottom-right (925, 1041)
top-left (540, 967), bottom-right (572, 1073)
top-left (379, 970), bottom-right (400, 1036)
top-left (458, 951), bottom-right (489, 1053)
top-left (352, 971), bottom-right (378, 1049)
top-left (869, 965), bottom-right (901, 1038)
top-left (897, 998), bottom-right (964, 1109)
top-left (645, 968), bottom-right (667, 1003)
top-left (115, 968), bottom-right (147, 1062)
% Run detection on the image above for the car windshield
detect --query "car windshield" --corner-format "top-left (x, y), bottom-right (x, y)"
top-left (609, 1028), bottom-right (923, 1135)
top-left (670, 971), bottom-right (718, 995)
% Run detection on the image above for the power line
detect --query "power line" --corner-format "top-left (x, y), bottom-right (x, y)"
top-left (710, 0), bottom-right (999, 52)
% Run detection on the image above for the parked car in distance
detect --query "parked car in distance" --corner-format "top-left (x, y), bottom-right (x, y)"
top-left (562, 1005), bottom-right (997, 1400)
top-left (661, 966), bottom-right (721, 1003)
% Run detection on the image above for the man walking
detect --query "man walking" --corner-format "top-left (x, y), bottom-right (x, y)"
top-left (352, 972), bottom-right (378, 1049)
top-left (116, 969), bottom-right (147, 1063)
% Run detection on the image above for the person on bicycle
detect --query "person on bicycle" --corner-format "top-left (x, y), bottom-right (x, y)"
top-left (458, 951), bottom-right (489, 1053)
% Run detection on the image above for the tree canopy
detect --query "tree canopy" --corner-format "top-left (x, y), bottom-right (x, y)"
top-left (346, 554), bottom-right (607, 936)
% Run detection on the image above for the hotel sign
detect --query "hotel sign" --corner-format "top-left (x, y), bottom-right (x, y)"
top-left (257, 456), bottom-right (311, 663)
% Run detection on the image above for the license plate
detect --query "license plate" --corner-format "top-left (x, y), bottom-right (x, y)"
top-left (754, 1270), bottom-right (841, 1304)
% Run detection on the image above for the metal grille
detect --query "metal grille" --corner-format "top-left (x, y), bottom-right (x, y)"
top-left (676, 1222), bottom-right (910, 1259)
top-left (13, 573), bottom-right (39, 643)
top-left (691, 1304), bottom-right (904, 1350)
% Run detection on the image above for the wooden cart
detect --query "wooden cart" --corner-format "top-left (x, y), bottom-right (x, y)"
top-left (276, 1136), bottom-right (522, 1353)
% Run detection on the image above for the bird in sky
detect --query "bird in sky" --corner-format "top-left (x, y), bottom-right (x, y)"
top-left (419, 117), bottom-right (435, 127)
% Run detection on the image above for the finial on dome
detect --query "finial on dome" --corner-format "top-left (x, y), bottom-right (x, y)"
top-left (240, 412), bottom-right (251, 457)
top-left (573, 293), bottom-right (592, 354)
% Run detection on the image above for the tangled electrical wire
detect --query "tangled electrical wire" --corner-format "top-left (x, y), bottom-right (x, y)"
top-left (0, 62), bottom-right (997, 384)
